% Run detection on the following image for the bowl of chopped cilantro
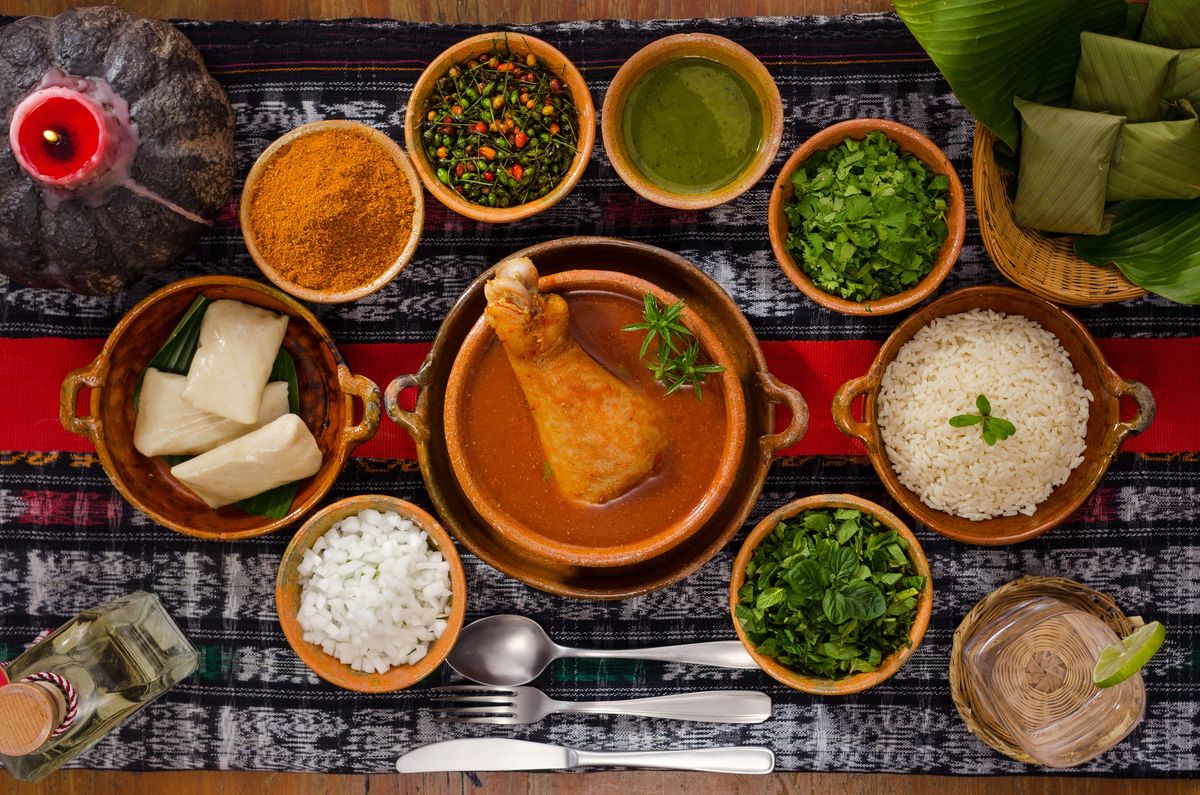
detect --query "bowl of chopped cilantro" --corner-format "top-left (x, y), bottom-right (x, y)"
top-left (768, 119), bottom-right (965, 315)
top-left (405, 33), bottom-right (595, 224)
top-left (730, 494), bottom-right (932, 694)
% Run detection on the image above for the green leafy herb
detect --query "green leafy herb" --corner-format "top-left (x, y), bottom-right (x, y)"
top-left (782, 131), bottom-right (949, 303)
top-left (622, 294), bottom-right (725, 401)
top-left (949, 394), bottom-right (1017, 446)
top-left (735, 507), bottom-right (927, 679)
top-left (135, 297), bottom-right (303, 519)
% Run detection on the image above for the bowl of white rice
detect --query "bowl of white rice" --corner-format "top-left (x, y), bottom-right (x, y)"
top-left (275, 494), bottom-right (466, 691)
top-left (833, 286), bottom-right (1154, 545)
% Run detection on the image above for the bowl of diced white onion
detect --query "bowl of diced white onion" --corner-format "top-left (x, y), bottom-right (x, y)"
top-left (275, 494), bottom-right (467, 691)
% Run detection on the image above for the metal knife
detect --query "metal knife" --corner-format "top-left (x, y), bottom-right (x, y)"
top-left (395, 738), bottom-right (775, 774)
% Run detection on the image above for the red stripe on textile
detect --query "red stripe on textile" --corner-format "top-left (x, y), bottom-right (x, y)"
top-left (4, 336), bottom-right (1195, 456)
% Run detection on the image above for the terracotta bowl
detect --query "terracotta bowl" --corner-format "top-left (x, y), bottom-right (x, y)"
top-left (442, 269), bottom-right (747, 568)
top-left (404, 32), bottom-right (595, 224)
top-left (384, 237), bottom-right (809, 599)
top-left (241, 120), bottom-right (425, 304)
top-left (59, 276), bottom-right (381, 541)
top-left (768, 119), bottom-right (966, 316)
top-left (602, 33), bottom-right (783, 210)
top-left (832, 286), bottom-right (1155, 546)
top-left (276, 495), bottom-right (467, 692)
top-left (730, 494), bottom-right (933, 695)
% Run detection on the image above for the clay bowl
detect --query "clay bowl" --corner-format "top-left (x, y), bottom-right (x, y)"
top-left (59, 276), bottom-right (382, 541)
top-left (275, 495), bottom-right (467, 692)
top-left (602, 33), bottom-right (784, 210)
top-left (241, 120), bottom-right (424, 303)
top-left (768, 119), bottom-right (966, 316)
top-left (384, 236), bottom-right (810, 599)
top-left (730, 494), bottom-right (932, 695)
top-left (442, 269), bottom-right (747, 568)
top-left (832, 286), bottom-right (1155, 546)
top-left (404, 32), bottom-right (595, 223)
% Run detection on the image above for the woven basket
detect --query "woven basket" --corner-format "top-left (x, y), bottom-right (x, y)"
top-left (949, 576), bottom-right (1138, 763)
top-left (972, 123), bottom-right (1146, 305)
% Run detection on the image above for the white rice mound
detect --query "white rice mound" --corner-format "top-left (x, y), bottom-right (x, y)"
top-left (876, 309), bottom-right (1092, 521)
top-left (296, 508), bottom-right (452, 674)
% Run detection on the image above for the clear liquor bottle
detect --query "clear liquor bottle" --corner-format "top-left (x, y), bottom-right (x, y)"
top-left (0, 591), bottom-right (198, 783)
top-left (962, 596), bottom-right (1145, 767)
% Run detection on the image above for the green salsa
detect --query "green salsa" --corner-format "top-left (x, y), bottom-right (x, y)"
top-left (622, 57), bottom-right (764, 194)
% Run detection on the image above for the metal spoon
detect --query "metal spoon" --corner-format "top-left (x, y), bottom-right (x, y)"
top-left (446, 615), bottom-right (759, 686)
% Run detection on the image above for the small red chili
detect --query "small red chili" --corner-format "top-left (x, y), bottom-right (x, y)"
top-left (509, 164), bottom-right (524, 181)
top-left (483, 170), bottom-right (495, 182)
top-left (472, 122), bottom-right (488, 134)
top-left (454, 163), bottom-right (465, 178)
top-left (514, 131), bottom-right (529, 149)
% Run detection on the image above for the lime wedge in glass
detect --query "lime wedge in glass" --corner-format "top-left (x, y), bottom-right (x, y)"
top-left (1092, 621), bottom-right (1165, 688)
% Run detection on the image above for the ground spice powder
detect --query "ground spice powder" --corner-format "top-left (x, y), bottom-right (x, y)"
top-left (248, 129), bottom-right (416, 293)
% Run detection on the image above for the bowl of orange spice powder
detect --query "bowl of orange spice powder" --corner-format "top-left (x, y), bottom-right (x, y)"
top-left (241, 120), bottom-right (424, 303)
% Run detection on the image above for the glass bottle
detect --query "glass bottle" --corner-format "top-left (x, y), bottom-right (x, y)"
top-left (0, 591), bottom-right (198, 783)
top-left (962, 595), bottom-right (1145, 768)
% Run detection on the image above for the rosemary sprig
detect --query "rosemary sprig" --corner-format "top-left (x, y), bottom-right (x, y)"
top-left (623, 294), bottom-right (725, 401)
top-left (949, 394), bottom-right (1017, 445)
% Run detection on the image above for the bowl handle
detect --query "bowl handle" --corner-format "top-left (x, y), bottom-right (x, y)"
top-left (755, 371), bottom-right (809, 462)
top-left (59, 360), bottom-right (102, 442)
top-left (831, 373), bottom-right (875, 447)
top-left (384, 356), bottom-right (433, 445)
top-left (338, 366), bottom-right (381, 455)
top-left (1105, 370), bottom-right (1156, 446)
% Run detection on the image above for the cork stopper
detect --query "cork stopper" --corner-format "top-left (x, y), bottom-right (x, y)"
top-left (0, 681), bottom-right (66, 756)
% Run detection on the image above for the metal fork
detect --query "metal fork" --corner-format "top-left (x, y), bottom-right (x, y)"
top-left (430, 685), bottom-right (771, 725)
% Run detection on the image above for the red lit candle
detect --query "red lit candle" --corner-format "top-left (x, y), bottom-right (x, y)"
top-left (9, 86), bottom-right (114, 188)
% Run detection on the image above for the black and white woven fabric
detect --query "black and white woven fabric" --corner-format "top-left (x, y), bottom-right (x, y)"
top-left (0, 14), bottom-right (1196, 777)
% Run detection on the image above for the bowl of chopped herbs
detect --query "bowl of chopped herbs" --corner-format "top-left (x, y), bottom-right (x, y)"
top-left (730, 494), bottom-right (932, 694)
top-left (404, 33), bottom-right (595, 224)
top-left (768, 119), bottom-right (965, 316)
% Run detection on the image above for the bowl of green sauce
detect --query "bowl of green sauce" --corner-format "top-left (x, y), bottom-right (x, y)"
top-left (602, 34), bottom-right (783, 210)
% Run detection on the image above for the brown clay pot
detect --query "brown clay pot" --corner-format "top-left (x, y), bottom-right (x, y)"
top-left (241, 120), bottom-right (424, 304)
top-left (403, 32), bottom-right (595, 224)
top-left (768, 118), bottom-right (966, 316)
top-left (384, 237), bottom-right (809, 599)
top-left (59, 276), bottom-right (381, 541)
top-left (602, 33), bottom-right (784, 210)
top-left (442, 269), bottom-right (747, 568)
top-left (275, 494), bottom-right (467, 692)
top-left (730, 494), bottom-right (933, 695)
top-left (832, 286), bottom-right (1155, 546)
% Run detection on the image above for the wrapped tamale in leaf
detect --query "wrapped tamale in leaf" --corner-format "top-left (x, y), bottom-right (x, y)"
top-left (1107, 112), bottom-right (1200, 201)
top-left (1013, 98), bottom-right (1125, 234)
top-left (1139, 0), bottom-right (1200, 50)
top-left (1167, 50), bottom-right (1200, 108)
top-left (1071, 32), bottom-right (1177, 122)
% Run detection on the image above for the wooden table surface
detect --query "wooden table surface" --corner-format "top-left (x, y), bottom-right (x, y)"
top-left (1, 1), bottom-right (1193, 793)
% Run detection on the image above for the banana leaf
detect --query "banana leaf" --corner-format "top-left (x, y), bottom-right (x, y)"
top-left (1013, 98), bottom-right (1125, 234)
top-left (1107, 115), bottom-right (1200, 200)
top-left (1075, 199), bottom-right (1200, 304)
top-left (1168, 50), bottom-right (1200, 107)
top-left (893, 0), bottom-right (1126, 150)
top-left (1072, 32), bottom-right (1177, 123)
top-left (1140, 0), bottom-right (1200, 49)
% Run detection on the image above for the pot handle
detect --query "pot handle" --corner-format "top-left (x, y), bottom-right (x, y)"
top-left (1105, 370), bottom-right (1155, 446)
top-left (831, 373), bottom-right (874, 447)
top-left (384, 356), bottom-right (433, 445)
top-left (59, 360), bottom-right (102, 443)
top-left (338, 366), bottom-right (381, 456)
top-left (755, 372), bottom-right (809, 462)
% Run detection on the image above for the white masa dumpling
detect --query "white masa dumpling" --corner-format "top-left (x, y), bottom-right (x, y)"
top-left (170, 414), bottom-right (322, 509)
top-left (135, 369), bottom-right (290, 457)
top-left (182, 299), bottom-right (288, 424)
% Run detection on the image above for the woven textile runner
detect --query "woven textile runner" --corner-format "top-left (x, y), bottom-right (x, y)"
top-left (0, 14), bottom-right (1196, 776)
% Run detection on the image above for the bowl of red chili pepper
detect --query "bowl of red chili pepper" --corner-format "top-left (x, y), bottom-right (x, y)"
top-left (405, 33), bottom-right (595, 224)
top-left (241, 120), bottom-right (424, 303)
